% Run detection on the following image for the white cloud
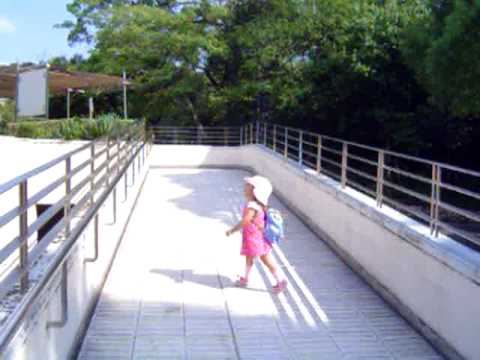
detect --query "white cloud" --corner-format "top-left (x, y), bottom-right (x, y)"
top-left (0, 17), bottom-right (16, 33)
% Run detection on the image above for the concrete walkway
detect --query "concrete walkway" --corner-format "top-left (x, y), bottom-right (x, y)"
top-left (78, 169), bottom-right (442, 360)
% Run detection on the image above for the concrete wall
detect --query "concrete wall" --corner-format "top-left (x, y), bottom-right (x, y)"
top-left (150, 145), bottom-right (480, 360)
top-left (1, 154), bottom-right (148, 360)
top-left (149, 144), bottom-right (241, 169)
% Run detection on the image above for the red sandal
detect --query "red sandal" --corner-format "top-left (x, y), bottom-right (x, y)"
top-left (235, 276), bottom-right (249, 287)
top-left (272, 279), bottom-right (287, 292)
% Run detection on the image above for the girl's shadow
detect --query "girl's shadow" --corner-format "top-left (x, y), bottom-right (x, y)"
top-left (150, 268), bottom-right (269, 293)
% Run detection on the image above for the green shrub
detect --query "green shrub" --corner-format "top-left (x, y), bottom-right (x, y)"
top-left (58, 118), bottom-right (86, 140)
top-left (5, 114), bottom-right (142, 140)
top-left (14, 122), bottom-right (50, 138)
top-left (0, 99), bottom-right (15, 134)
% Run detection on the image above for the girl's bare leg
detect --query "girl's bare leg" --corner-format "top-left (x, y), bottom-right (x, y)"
top-left (260, 252), bottom-right (284, 285)
top-left (260, 253), bottom-right (276, 273)
top-left (244, 256), bottom-right (254, 280)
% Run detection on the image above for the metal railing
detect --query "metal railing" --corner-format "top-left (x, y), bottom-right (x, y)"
top-left (151, 126), bottom-right (242, 146)
top-left (244, 122), bottom-right (480, 249)
top-left (148, 122), bottom-right (479, 249)
top-left (0, 126), bottom-right (152, 349)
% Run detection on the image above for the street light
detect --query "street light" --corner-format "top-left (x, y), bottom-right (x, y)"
top-left (66, 88), bottom-right (85, 119)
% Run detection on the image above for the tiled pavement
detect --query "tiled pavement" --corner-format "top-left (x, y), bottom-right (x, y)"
top-left (77, 169), bottom-right (443, 360)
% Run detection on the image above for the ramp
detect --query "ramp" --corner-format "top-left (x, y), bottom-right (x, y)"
top-left (78, 168), bottom-right (441, 359)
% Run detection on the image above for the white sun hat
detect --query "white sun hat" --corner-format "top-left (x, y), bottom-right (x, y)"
top-left (244, 175), bottom-right (273, 206)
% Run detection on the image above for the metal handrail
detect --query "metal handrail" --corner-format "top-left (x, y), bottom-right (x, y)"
top-left (150, 126), bottom-right (242, 146)
top-left (0, 142), bottom-right (93, 196)
top-left (0, 126), bottom-right (151, 351)
top-left (0, 132), bottom-right (150, 352)
top-left (147, 122), bottom-right (480, 248)
top-left (252, 122), bottom-right (480, 248)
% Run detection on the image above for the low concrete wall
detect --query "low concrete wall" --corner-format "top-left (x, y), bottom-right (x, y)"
top-left (149, 145), bottom-right (241, 169)
top-left (1, 155), bottom-right (148, 360)
top-left (151, 144), bottom-right (480, 360)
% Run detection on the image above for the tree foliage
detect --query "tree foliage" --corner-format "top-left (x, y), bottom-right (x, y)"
top-left (51, 0), bottom-right (480, 168)
top-left (403, 0), bottom-right (480, 117)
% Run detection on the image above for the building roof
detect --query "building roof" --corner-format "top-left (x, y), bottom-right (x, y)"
top-left (0, 65), bottom-right (126, 98)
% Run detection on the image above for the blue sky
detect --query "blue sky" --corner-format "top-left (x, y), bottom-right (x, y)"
top-left (0, 0), bottom-right (91, 65)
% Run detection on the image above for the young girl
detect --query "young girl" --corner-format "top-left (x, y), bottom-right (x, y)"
top-left (226, 175), bottom-right (287, 292)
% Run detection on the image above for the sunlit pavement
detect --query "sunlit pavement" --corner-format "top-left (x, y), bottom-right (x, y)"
top-left (78, 169), bottom-right (442, 360)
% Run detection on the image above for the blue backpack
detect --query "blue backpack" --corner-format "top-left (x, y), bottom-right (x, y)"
top-left (263, 208), bottom-right (284, 244)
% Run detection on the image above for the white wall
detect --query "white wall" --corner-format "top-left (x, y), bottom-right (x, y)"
top-left (149, 145), bottom-right (241, 169)
top-left (17, 68), bottom-right (48, 117)
top-left (150, 144), bottom-right (480, 360)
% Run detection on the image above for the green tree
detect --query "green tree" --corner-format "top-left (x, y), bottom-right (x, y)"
top-left (81, 3), bottom-right (224, 124)
top-left (57, 0), bottom-right (198, 44)
top-left (56, 0), bottom-right (480, 168)
top-left (403, 0), bottom-right (480, 116)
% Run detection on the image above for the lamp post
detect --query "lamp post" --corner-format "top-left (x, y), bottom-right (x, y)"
top-left (123, 71), bottom-right (128, 119)
top-left (89, 97), bottom-right (94, 120)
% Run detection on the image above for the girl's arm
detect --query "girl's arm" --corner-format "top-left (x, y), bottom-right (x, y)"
top-left (226, 208), bottom-right (256, 236)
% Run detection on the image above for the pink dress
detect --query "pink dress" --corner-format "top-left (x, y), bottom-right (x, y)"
top-left (241, 201), bottom-right (272, 256)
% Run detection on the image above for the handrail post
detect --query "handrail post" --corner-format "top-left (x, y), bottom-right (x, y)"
top-left (250, 123), bottom-right (253, 144)
top-left (298, 131), bottom-right (303, 165)
top-left (284, 127), bottom-right (288, 157)
top-left (131, 145), bottom-right (135, 185)
top-left (64, 156), bottom-right (72, 238)
top-left (430, 164), bottom-right (441, 236)
top-left (224, 128), bottom-right (228, 146)
top-left (263, 123), bottom-right (267, 146)
top-left (435, 167), bottom-right (442, 237)
top-left (19, 180), bottom-right (28, 292)
top-left (106, 140), bottom-right (110, 187)
top-left (113, 140), bottom-right (119, 224)
top-left (124, 170), bottom-right (128, 201)
top-left (90, 143), bottom-right (95, 205)
top-left (124, 143), bottom-right (129, 201)
top-left (255, 121), bottom-right (259, 144)
top-left (430, 164), bottom-right (436, 235)
top-left (142, 140), bottom-right (146, 166)
top-left (142, 131), bottom-right (146, 165)
top-left (240, 126), bottom-right (243, 145)
top-left (376, 150), bottom-right (384, 207)
top-left (341, 142), bottom-right (348, 188)
top-left (273, 125), bottom-right (277, 152)
top-left (113, 185), bottom-right (117, 224)
top-left (116, 139), bottom-right (120, 174)
top-left (316, 136), bottom-right (322, 173)
top-left (137, 143), bottom-right (142, 174)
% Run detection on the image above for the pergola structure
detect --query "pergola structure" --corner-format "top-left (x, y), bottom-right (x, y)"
top-left (0, 64), bottom-right (130, 119)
